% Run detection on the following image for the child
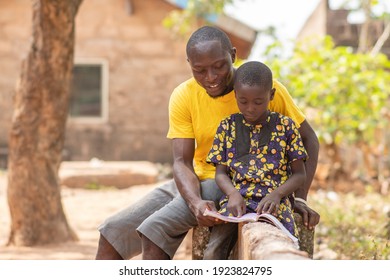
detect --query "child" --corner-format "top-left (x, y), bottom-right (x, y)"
top-left (205, 61), bottom-right (307, 257)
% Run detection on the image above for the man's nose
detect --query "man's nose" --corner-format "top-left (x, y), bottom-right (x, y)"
top-left (205, 69), bottom-right (217, 82)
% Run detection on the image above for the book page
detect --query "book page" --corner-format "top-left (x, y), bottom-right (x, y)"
top-left (203, 209), bottom-right (259, 223)
top-left (203, 209), bottom-right (299, 246)
top-left (257, 213), bottom-right (299, 245)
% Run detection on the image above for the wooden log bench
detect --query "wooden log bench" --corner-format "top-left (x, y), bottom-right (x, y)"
top-left (191, 213), bottom-right (314, 260)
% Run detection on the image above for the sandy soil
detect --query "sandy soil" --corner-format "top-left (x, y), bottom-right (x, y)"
top-left (0, 173), bottom-right (191, 260)
top-left (0, 171), bottom-right (339, 260)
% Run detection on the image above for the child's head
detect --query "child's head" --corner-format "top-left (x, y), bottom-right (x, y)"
top-left (234, 61), bottom-right (275, 125)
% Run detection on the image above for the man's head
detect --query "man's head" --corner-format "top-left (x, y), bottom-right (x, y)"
top-left (234, 61), bottom-right (275, 125)
top-left (186, 26), bottom-right (236, 98)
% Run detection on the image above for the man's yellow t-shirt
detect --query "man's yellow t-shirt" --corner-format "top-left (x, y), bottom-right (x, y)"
top-left (167, 77), bottom-right (305, 181)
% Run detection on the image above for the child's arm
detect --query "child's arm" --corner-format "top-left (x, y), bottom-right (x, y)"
top-left (256, 158), bottom-right (306, 216)
top-left (215, 164), bottom-right (246, 217)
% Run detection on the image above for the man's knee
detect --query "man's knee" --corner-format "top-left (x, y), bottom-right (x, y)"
top-left (141, 234), bottom-right (170, 260)
top-left (95, 234), bottom-right (123, 260)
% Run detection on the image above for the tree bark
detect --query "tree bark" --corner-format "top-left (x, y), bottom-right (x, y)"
top-left (357, 0), bottom-right (372, 53)
top-left (7, 0), bottom-right (83, 246)
top-left (294, 212), bottom-right (314, 258)
top-left (238, 222), bottom-right (309, 260)
top-left (192, 226), bottom-right (210, 260)
top-left (371, 21), bottom-right (390, 56)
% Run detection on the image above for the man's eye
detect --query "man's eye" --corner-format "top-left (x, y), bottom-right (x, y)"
top-left (194, 69), bottom-right (204, 74)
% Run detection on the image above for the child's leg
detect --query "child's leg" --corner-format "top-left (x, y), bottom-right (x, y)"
top-left (203, 222), bottom-right (238, 259)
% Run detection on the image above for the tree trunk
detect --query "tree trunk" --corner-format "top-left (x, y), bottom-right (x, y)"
top-left (7, 0), bottom-right (83, 246)
top-left (357, 0), bottom-right (372, 53)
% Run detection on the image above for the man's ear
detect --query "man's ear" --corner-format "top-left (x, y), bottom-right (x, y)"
top-left (270, 88), bottom-right (276, 100)
top-left (231, 47), bottom-right (237, 63)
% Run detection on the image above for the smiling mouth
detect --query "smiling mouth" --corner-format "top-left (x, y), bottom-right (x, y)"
top-left (209, 83), bottom-right (220, 89)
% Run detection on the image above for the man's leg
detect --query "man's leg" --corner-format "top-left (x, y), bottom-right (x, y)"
top-left (138, 179), bottom-right (223, 259)
top-left (96, 234), bottom-right (123, 260)
top-left (141, 235), bottom-right (170, 260)
top-left (95, 180), bottom-right (179, 259)
top-left (138, 194), bottom-right (198, 259)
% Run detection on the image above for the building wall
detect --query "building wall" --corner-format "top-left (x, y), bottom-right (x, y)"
top-left (0, 0), bottom-right (32, 153)
top-left (0, 0), bottom-right (190, 163)
top-left (0, 0), bottom-right (184, 164)
top-left (326, 10), bottom-right (390, 56)
top-left (66, 0), bottom-right (191, 163)
top-left (0, 0), bottom-right (254, 165)
top-left (296, 0), bottom-right (327, 41)
top-left (297, 0), bottom-right (390, 57)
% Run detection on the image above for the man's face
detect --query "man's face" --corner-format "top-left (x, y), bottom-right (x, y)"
top-left (187, 40), bottom-right (236, 98)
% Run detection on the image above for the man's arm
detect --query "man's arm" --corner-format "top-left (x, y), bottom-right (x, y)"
top-left (296, 120), bottom-right (320, 229)
top-left (172, 138), bottom-right (219, 227)
top-left (297, 120), bottom-right (319, 199)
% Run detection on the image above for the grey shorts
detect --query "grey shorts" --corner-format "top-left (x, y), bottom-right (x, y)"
top-left (97, 179), bottom-right (222, 259)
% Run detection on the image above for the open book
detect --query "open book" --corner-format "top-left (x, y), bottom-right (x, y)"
top-left (203, 209), bottom-right (299, 246)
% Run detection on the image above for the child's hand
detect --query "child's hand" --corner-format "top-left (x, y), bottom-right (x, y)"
top-left (226, 191), bottom-right (246, 217)
top-left (256, 193), bottom-right (281, 216)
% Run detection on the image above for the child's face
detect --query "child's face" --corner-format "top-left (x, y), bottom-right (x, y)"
top-left (235, 83), bottom-right (275, 125)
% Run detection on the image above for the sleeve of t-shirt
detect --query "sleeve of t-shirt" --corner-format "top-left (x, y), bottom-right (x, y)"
top-left (166, 85), bottom-right (194, 139)
top-left (270, 80), bottom-right (306, 128)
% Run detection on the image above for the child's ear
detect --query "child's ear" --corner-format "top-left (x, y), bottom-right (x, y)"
top-left (270, 88), bottom-right (276, 100)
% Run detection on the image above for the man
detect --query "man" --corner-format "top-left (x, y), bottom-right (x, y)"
top-left (96, 26), bottom-right (320, 260)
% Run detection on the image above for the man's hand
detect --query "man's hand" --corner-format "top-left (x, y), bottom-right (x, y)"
top-left (190, 200), bottom-right (223, 227)
top-left (256, 192), bottom-right (281, 217)
top-left (294, 200), bottom-right (320, 230)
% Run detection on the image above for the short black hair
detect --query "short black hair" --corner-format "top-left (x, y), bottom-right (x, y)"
top-left (186, 26), bottom-right (233, 56)
top-left (234, 61), bottom-right (273, 91)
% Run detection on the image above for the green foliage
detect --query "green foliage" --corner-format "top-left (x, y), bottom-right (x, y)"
top-left (266, 36), bottom-right (390, 146)
top-left (311, 190), bottom-right (390, 259)
top-left (163, 0), bottom-right (233, 37)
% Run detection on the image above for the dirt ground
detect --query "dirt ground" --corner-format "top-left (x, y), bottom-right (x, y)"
top-left (0, 171), bottom-right (339, 260)
top-left (0, 173), bottom-right (191, 260)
